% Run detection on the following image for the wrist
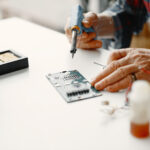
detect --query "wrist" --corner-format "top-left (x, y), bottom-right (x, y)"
top-left (94, 13), bottom-right (115, 38)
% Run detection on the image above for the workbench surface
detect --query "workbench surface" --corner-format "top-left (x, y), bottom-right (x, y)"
top-left (0, 18), bottom-right (149, 150)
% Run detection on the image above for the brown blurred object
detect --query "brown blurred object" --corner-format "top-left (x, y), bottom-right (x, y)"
top-left (130, 22), bottom-right (150, 49)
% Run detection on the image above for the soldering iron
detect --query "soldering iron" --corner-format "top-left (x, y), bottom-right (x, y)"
top-left (70, 5), bottom-right (94, 58)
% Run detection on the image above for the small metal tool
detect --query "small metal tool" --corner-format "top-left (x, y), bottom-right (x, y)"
top-left (93, 61), bottom-right (106, 69)
top-left (70, 29), bottom-right (77, 58)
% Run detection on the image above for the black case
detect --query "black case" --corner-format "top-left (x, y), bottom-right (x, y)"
top-left (0, 50), bottom-right (29, 75)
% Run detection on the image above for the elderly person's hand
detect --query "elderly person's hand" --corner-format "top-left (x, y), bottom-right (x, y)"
top-left (91, 48), bottom-right (150, 92)
top-left (65, 12), bottom-right (115, 50)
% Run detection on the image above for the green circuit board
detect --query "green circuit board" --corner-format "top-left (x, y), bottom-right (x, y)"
top-left (46, 70), bottom-right (102, 103)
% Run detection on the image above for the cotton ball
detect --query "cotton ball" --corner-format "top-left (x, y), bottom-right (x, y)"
top-left (129, 80), bottom-right (150, 101)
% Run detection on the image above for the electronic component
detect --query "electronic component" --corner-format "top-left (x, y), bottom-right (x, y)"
top-left (0, 50), bottom-right (29, 75)
top-left (46, 70), bottom-right (102, 103)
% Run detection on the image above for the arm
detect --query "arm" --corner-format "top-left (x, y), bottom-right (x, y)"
top-left (106, 0), bottom-right (148, 48)
top-left (65, 0), bottom-right (148, 50)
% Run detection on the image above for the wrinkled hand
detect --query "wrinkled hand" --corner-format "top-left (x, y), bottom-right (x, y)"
top-left (91, 48), bottom-right (150, 92)
top-left (65, 12), bottom-right (103, 50)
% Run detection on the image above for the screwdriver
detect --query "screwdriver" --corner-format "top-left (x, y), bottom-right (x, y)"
top-left (70, 5), bottom-right (94, 58)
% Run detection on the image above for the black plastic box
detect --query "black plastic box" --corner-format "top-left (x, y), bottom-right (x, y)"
top-left (0, 50), bottom-right (29, 75)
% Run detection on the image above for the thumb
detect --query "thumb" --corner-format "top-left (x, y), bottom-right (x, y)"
top-left (82, 12), bottom-right (98, 28)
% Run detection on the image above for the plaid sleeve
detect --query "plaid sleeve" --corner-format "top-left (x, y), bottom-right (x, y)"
top-left (105, 0), bottom-right (148, 48)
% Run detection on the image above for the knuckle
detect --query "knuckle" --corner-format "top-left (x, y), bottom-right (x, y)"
top-left (87, 12), bottom-right (97, 17)
top-left (102, 78), bottom-right (109, 85)
top-left (91, 13), bottom-right (98, 20)
top-left (124, 55), bottom-right (131, 64)
top-left (129, 48), bottom-right (137, 52)
top-left (130, 51), bottom-right (141, 59)
top-left (133, 54), bottom-right (139, 59)
top-left (109, 61), bottom-right (118, 70)
top-left (128, 49), bottom-right (135, 55)
top-left (106, 87), bottom-right (113, 92)
top-left (85, 12), bottom-right (98, 21)
top-left (107, 86), bottom-right (117, 92)
top-left (110, 51), bottom-right (117, 59)
top-left (117, 67), bottom-right (126, 76)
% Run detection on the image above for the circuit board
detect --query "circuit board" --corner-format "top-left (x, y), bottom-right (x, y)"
top-left (46, 70), bottom-right (102, 103)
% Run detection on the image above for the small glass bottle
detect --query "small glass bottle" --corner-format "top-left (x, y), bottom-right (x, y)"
top-left (129, 80), bottom-right (150, 138)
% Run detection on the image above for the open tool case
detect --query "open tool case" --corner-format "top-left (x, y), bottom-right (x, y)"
top-left (0, 50), bottom-right (29, 75)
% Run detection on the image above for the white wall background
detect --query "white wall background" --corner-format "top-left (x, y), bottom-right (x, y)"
top-left (0, 0), bottom-right (110, 32)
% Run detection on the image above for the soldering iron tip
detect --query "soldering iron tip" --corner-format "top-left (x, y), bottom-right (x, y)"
top-left (72, 53), bottom-right (74, 59)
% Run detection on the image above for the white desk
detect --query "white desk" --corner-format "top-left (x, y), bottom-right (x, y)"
top-left (0, 18), bottom-right (149, 150)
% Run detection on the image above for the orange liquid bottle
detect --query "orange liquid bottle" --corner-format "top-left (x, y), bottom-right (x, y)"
top-left (130, 122), bottom-right (149, 138)
top-left (129, 80), bottom-right (150, 138)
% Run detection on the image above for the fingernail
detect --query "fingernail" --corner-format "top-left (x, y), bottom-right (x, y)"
top-left (83, 20), bottom-right (88, 23)
top-left (82, 18), bottom-right (88, 22)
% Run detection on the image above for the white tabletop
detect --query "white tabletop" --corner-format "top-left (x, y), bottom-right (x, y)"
top-left (0, 18), bottom-right (149, 150)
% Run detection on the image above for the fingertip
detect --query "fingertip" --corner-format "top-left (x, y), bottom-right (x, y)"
top-left (95, 40), bottom-right (102, 48)
top-left (84, 12), bottom-right (98, 21)
top-left (65, 27), bottom-right (71, 36)
top-left (94, 84), bottom-right (98, 90)
top-left (90, 80), bottom-right (95, 87)
top-left (94, 83), bottom-right (102, 91)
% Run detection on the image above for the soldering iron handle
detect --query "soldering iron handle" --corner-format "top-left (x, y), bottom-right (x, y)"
top-left (70, 4), bottom-right (95, 35)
